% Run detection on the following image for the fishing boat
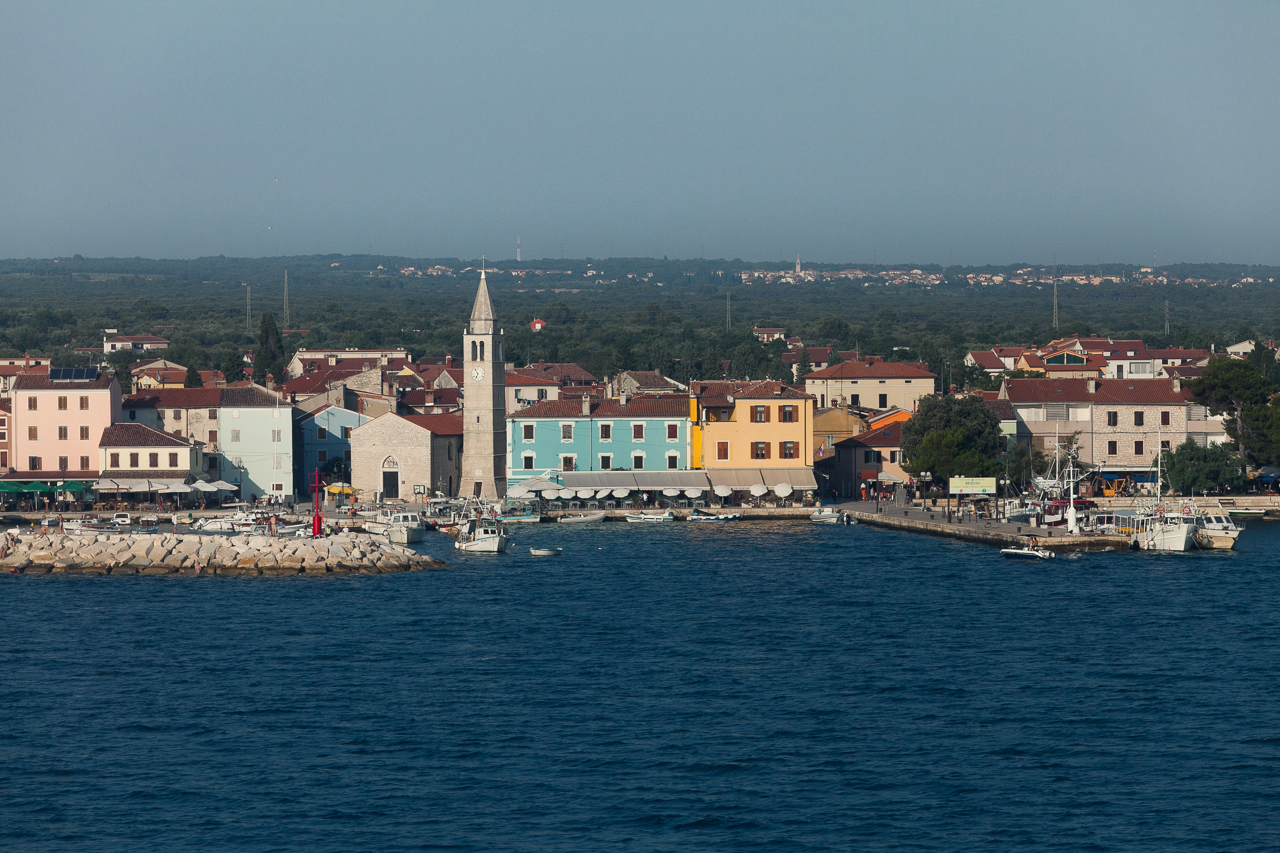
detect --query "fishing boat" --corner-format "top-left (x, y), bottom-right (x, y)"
top-left (454, 519), bottom-right (509, 553)
top-left (810, 507), bottom-right (843, 524)
top-left (558, 511), bottom-right (606, 524)
top-left (366, 510), bottom-right (427, 538)
top-left (1191, 510), bottom-right (1241, 550)
top-left (624, 510), bottom-right (674, 522)
top-left (529, 546), bottom-right (562, 557)
top-left (387, 522), bottom-right (426, 545)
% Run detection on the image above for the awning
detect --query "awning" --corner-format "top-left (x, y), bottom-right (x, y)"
top-left (511, 476), bottom-right (561, 493)
top-left (561, 471), bottom-right (712, 491)
top-left (159, 483), bottom-right (194, 494)
top-left (877, 472), bottom-right (903, 483)
top-left (706, 469), bottom-right (766, 490)
top-left (191, 481), bottom-right (219, 492)
top-left (765, 468), bottom-right (818, 491)
top-left (209, 480), bottom-right (239, 490)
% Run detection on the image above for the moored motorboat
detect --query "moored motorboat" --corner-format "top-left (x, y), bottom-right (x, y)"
top-left (810, 508), bottom-right (842, 524)
top-left (454, 520), bottom-right (509, 553)
top-left (558, 512), bottom-right (605, 524)
top-left (529, 546), bottom-right (562, 557)
top-left (687, 510), bottom-right (742, 522)
top-left (624, 510), bottom-right (674, 522)
top-left (1000, 545), bottom-right (1055, 560)
top-left (1192, 511), bottom-right (1241, 550)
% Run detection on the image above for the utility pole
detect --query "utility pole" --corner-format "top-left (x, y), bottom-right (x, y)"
top-left (283, 270), bottom-right (290, 328)
top-left (1164, 299), bottom-right (1170, 336)
top-left (726, 291), bottom-right (731, 332)
top-left (1052, 279), bottom-right (1059, 330)
top-left (244, 284), bottom-right (252, 336)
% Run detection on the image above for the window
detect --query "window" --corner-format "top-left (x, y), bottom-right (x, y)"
top-left (751, 405), bottom-right (769, 423)
top-left (1160, 440), bottom-right (1170, 451)
top-left (128, 410), bottom-right (136, 421)
top-left (129, 453), bottom-right (139, 468)
top-left (561, 423), bottom-right (573, 441)
top-left (890, 451), bottom-right (899, 463)
top-left (169, 452), bottom-right (179, 467)
top-left (230, 429), bottom-right (241, 443)
top-left (271, 429), bottom-right (282, 442)
top-left (58, 426), bottom-right (68, 441)
top-left (208, 429), bottom-right (218, 445)
top-left (1107, 441), bottom-right (1117, 455)
top-left (537, 388), bottom-right (547, 400)
top-left (632, 423), bottom-right (644, 440)
top-left (632, 453), bottom-right (644, 470)
top-left (1161, 411), bottom-right (1170, 426)
top-left (1134, 411), bottom-right (1145, 427)
top-left (447, 444), bottom-right (452, 460)
top-left (58, 456), bottom-right (68, 471)
top-left (149, 452), bottom-right (159, 467)
top-left (57, 396), bottom-right (68, 410)
top-left (600, 454), bottom-right (612, 469)
top-left (522, 423), bottom-right (534, 441)
top-left (79, 426), bottom-right (89, 440)
top-left (523, 455), bottom-right (534, 470)
top-left (272, 483), bottom-right (284, 492)
top-left (317, 427), bottom-right (327, 440)
top-left (110, 452), bottom-right (120, 468)
top-left (1134, 441), bottom-right (1144, 456)
top-left (667, 454), bottom-right (678, 469)
top-left (173, 409), bottom-right (182, 421)
top-left (1106, 411), bottom-right (1118, 426)
top-left (780, 405), bottom-right (796, 423)
top-left (716, 441), bottom-right (729, 461)
top-left (667, 423), bottom-right (678, 440)
top-left (317, 450), bottom-right (328, 464)
top-left (561, 456), bottom-right (575, 472)
top-left (274, 457), bottom-right (283, 469)
top-left (79, 456), bottom-right (90, 470)
top-left (751, 441), bottom-right (770, 460)
top-left (878, 394), bottom-right (888, 408)
top-left (600, 423), bottom-right (611, 440)
top-left (864, 450), bottom-right (881, 464)
top-left (29, 456), bottom-right (41, 471)
top-left (28, 426), bottom-right (37, 441)
top-left (850, 394), bottom-right (860, 406)
top-left (780, 441), bottom-right (797, 459)
top-left (0, 451), bottom-right (6, 468)
top-left (343, 427), bottom-right (352, 439)
top-left (79, 396), bottom-right (89, 410)
top-left (27, 397), bottom-right (36, 411)
top-left (209, 409), bottom-right (218, 420)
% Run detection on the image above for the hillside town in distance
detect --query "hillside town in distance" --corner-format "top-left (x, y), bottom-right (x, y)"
top-left (0, 268), bottom-right (1273, 518)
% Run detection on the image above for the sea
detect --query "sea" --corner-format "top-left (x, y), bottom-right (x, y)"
top-left (3, 519), bottom-right (1280, 852)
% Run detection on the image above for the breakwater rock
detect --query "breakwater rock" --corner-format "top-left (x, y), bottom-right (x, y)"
top-left (0, 531), bottom-right (445, 576)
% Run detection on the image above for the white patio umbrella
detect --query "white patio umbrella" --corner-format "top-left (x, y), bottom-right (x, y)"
top-left (556, 488), bottom-right (576, 499)
top-left (191, 481), bottom-right (218, 492)
top-left (507, 486), bottom-right (531, 499)
top-left (159, 483), bottom-right (194, 494)
top-left (611, 488), bottom-right (630, 498)
top-left (210, 480), bottom-right (238, 490)
top-left (713, 485), bottom-right (733, 497)
top-left (541, 489), bottom-right (562, 499)
top-left (575, 489), bottom-right (595, 499)
top-left (595, 488), bottom-right (612, 499)
top-left (749, 483), bottom-right (769, 497)
top-left (661, 487), bottom-right (681, 497)
top-left (774, 483), bottom-right (794, 497)
top-left (684, 488), bottom-right (704, 498)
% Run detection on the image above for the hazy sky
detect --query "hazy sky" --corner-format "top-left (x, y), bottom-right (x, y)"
top-left (3, 2), bottom-right (1278, 264)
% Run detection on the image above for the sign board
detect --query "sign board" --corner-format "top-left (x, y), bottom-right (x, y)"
top-left (413, 484), bottom-right (426, 495)
top-left (949, 477), bottom-right (997, 495)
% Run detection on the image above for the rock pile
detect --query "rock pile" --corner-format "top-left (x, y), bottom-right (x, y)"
top-left (0, 531), bottom-right (445, 576)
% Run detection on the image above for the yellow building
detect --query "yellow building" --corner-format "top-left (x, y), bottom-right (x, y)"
top-left (804, 358), bottom-right (936, 411)
top-left (691, 380), bottom-right (818, 497)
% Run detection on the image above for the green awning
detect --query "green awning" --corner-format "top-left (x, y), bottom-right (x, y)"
top-left (58, 481), bottom-right (91, 492)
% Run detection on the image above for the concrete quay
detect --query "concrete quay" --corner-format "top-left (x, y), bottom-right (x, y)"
top-left (841, 502), bottom-right (1130, 553)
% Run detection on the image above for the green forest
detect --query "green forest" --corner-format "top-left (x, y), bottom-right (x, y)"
top-left (2, 254), bottom-right (1278, 390)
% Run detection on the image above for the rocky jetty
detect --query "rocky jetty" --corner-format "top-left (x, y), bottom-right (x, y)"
top-left (0, 531), bottom-right (445, 576)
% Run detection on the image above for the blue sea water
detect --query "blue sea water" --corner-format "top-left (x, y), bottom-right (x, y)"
top-left (3, 520), bottom-right (1280, 852)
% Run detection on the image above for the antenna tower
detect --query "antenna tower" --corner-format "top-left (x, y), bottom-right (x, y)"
top-left (1164, 299), bottom-right (1170, 336)
top-left (282, 269), bottom-right (290, 328)
top-left (726, 291), bottom-right (731, 331)
top-left (245, 284), bottom-right (252, 335)
top-left (1052, 279), bottom-right (1059, 329)
top-left (516, 236), bottom-right (521, 263)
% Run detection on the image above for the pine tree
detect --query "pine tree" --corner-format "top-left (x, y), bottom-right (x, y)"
top-left (183, 365), bottom-right (202, 387)
top-left (795, 346), bottom-right (813, 380)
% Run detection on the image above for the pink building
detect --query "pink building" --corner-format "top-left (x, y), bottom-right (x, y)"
top-left (10, 370), bottom-right (121, 480)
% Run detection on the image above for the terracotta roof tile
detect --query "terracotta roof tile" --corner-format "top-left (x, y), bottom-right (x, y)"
top-left (806, 361), bottom-right (936, 380)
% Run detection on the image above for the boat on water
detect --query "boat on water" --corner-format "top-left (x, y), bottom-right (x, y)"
top-left (688, 510), bottom-right (742, 522)
top-left (558, 512), bottom-right (606, 524)
top-left (387, 523), bottom-right (426, 545)
top-left (529, 546), bottom-right (562, 557)
top-left (454, 519), bottom-right (509, 553)
top-left (365, 510), bottom-right (428, 537)
top-left (111, 512), bottom-right (132, 526)
top-left (624, 510), bottom-right (674, 523)
top-left (499, 507), bottom-right (544, 524)
top-left (1001, 543), bottom-right (1055, 560)
top-left (1191, 510), bottom-right (1241, 550)
top-left (810, 508), bottom-right (842, 524)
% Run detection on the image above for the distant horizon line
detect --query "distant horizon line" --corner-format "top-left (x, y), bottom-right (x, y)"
top-left (5, 253), bottom-right (1277, 272)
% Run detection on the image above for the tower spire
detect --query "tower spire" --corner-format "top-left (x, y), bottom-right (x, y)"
top-left (282, 269), bottom-right (290, 328)
top-left (470, 260), bottom-right (495, 334)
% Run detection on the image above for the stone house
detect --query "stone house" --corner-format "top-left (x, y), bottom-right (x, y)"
top-left (349, 413), bottom-right (463, 501)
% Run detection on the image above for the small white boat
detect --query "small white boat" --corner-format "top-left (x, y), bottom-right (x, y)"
top-left (529, 547), bottom-right (562, 557)
top-left (455, 520), bottom-right (509, 553)
top-left (558, 512), bottom-right (605, 524)
top-left (1192, 512), bottom-right (1241, 550)
top-left (1000, 545), bottom-right (1055, 560)
top-left (624, 511), bottom-right (674, 523)
top-left (387, 523), bottom-right (426, 545)
top-left (810, 508), bottom-right (843, 524)
top-left (687, 511), bottom-right (742, 522)
top-left (111, 512), bottom-right (132, 526)
top-left (139, 514), bottom-right (159, 526)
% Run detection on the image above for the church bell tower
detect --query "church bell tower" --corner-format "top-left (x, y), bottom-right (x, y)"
top-left (459, 267), bottom-right (506, 500)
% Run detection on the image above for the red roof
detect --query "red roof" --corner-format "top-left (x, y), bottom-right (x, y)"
top-left (401, 414), bottom-right (464, 435)
top-left (838, 421), bottom-right (902, 449)
top-left (510, 362), bottom-right (598, 385)
top-left (1003, 378), bottom-right (1189, 405)
top-left (514, 395), bottom-right (690, 419)
top-left (967, 351), bottom-right (1005, 370)
top-left (506, 373), bottom-right (558, 386)
top-left (124, 386), bottom-right (280, 408)
top-left (806, 360), bottom-right (936, 380)
top-left (100, 423), bottom-right (193, 448)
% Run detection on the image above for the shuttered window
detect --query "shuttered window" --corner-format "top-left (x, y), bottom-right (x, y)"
top-left (751, 441), bottom-right (770, 460)
top-left (751, 405), bottom-right (769, 423)
top-left (716, 442), bottom-right (729, 461)
top-left (780, 441), bottom-right (796, 459)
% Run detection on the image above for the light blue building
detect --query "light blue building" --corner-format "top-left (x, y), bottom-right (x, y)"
top-left (295, 405), bottom-right (371, 497)
top-left (507, 395), bottom-right (692, 486)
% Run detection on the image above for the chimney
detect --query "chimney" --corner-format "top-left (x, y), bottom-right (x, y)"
top-left (1172, 377), bottom-right (1181, 393)
top-left (582, 395), bottom-right (591, 416)
top-left (619, 393), bottom-right (629, 407)
top-left (328, 355), bottom-right (336, 366)
top-left (538, 359), bottom-right (545, 368)
top-left (445, 353), bottom-right (453, 367)
top-left (1087, 377), bottom-right (1097, 394)
top-left (265, 372), bottom-right (275, 391)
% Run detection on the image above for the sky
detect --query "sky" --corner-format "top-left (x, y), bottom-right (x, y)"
top-left (2, 2), bottom-right (1278, 265)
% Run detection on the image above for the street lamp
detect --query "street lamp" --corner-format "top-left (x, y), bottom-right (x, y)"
top-left (999, 477), bottom-right (1008, 521)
